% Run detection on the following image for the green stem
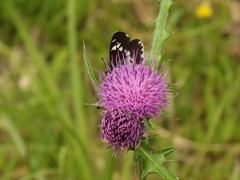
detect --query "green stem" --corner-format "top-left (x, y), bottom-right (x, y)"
top-left (138, 146), bottom-right (177, 180)
top-left (68, 0), bottom-right (87, 143)
top-left (150, 0), bottom-right (173, 61)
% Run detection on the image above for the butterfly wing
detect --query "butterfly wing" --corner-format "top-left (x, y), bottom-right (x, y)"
top-left (124, 39), bottom-right (144, 64)
top-left (109, 31), bottom-right (144, 69)
top-left (110, 31), bottom-right (130, 67)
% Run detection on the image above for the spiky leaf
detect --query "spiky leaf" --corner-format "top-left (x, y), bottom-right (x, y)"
top-left (134, 141), bottom-right (177, 180)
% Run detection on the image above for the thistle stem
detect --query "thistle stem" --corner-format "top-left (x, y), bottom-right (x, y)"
top-left (150, 0), bottom-right (173, 61)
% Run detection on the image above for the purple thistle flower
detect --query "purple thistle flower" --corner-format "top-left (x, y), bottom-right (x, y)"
top-left (97, 58), bottom-right (170, 119)
top-left (100, 108), bottom-right (144, 151)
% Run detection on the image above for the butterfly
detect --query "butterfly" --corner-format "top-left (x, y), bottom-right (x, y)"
top-left (109, 31), bottom-right (144, 69)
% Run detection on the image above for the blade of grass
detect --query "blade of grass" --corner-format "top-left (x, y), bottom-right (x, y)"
top-left (1, 114), bottom-right (27, 158)
top-left (5, 1), bottom-right (58, 96)
top-left (67, 0), bottom-right (87, 144)
top-left (51, 48), bottom-right (68, 81)
top-left (120, 151), bottom-right (134, 180)
top-left (67, 1), bottom-right (95, 178)
top-left (101, 149), bottom-right (116, 180)
top-left (5, 1), bottom-right (94, 179)
top-left (190, 71), bottom-right (239, 179)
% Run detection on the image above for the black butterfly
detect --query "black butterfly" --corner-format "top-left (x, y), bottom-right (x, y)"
top-left (109, 31), bottom-right (144, 69)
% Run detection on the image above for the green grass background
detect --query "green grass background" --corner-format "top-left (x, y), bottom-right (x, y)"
top-left (0, 0), bottom-right (239, 179)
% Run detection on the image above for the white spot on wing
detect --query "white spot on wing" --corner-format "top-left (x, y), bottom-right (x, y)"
top-left (111, 45), bottom-right (117, 50)
top-left (119, 47), bottom-right (123, 51)
top-left (116, 43), bottom-right (121, 48)
top-left (112, 39), bottom-right (116, 42)
top-left (139, 41), bottom-right (144, 59)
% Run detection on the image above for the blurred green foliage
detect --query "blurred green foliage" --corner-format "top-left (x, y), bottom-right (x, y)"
top-left (0, 0), bottom-right (239, 180)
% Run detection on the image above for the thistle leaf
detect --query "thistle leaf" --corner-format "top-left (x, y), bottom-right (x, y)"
top-left (134, 142), bottom-right (177, 180)
top-left (83, 42), bottom-right (99, 91)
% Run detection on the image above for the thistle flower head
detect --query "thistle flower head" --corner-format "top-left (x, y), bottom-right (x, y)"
top-left (100, 108), bottom-right (144, 151)
top-left (97, 58), bottom-right (170, 119)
